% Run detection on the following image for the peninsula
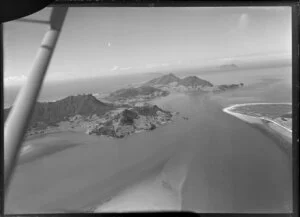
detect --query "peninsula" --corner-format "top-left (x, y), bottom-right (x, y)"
top-left (223, 103), bottom-right (292, 151)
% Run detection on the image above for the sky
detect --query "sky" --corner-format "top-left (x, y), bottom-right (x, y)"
top-left (3, 6), bottom-right (291, 86)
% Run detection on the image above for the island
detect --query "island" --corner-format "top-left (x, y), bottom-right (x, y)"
top-left (141, 73), bottom-right (244, 93)
top-left (4, 94), bottom-right (176, 139)
top-left (219, 63), bottom-right (239, 71)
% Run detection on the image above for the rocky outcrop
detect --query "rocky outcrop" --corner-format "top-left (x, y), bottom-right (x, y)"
top-left (87, 104), bottom-right (174, 138)
top-left (19, 100), bottom-right (174, 139)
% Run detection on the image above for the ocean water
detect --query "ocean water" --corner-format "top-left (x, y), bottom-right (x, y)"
top-left (5, 66), bottom-right (293, 213)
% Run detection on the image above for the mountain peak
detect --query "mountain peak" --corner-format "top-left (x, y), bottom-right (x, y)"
top-left (144, 73), bottom-right (181, 86)
top-left (167, 73), bottom-right (176, 77)
top-left (178, 76), bottom-right (213, 87)
top-left (4, 94), bottom-right (114, 130)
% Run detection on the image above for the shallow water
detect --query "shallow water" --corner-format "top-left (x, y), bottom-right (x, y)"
top-left (5, 66), bottom-right (292, 213)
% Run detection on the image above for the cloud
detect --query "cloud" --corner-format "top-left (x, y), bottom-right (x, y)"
top-left (238, 13), bottom-right (249, 30)
top-left (4, 75), bottom-right (27, 85)
top-left (226, 13), bottom-right (249, 36)
top-left (145, 63), bottom-right (171, 69)
top-left (111, 66), bottom-right (119, 71)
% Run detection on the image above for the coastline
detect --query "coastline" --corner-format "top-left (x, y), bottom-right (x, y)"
top-left (23, 114), bottom-right (176, 143)
top-left (23, 105), bottom-right (178, 142)
top-left (15, 94), bottom-right (187, 213)
top-left (222, 103), bottom-right (292, 155)
top-left (91, 102), bottom-right (293, 212)
top-left (223, 103), bottom-right (292, 134)
top-left (20, 116), bottom-right (175, 165)
top-left (223, 106), bottom-right (263, 125)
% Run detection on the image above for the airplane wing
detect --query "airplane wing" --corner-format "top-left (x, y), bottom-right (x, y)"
top-left (4, 7), bottom-right (68, 194)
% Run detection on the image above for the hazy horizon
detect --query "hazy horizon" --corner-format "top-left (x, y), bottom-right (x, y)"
top-left (3, 7), bottom-right (291, 87)
top-left (4, 65), bottom-right (292, 109)
top-left (3, 63), bottom-right (291, 89)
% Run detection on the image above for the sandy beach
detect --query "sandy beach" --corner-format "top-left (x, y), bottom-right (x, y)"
top-left (223, 103), bottom-right (292, 137)
top-left (222, 103), bottom-right (292, 156)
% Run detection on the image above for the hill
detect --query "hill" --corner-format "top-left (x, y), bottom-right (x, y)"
top-left (4, 94), bottom-right (114, 130)
top-left (89, 104), bottom-right (173, 138)
top-left (4, 94), bottom-right (175, 139)
top-left (178, 76), bottom-right (213, 88)
top-left (141, 73), bottom-right (245, 93)
top-left (143, 73), bottom-right (181, 86)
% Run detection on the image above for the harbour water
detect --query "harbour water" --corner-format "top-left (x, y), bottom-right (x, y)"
top-left (5, 66), bottom-right (292, 213)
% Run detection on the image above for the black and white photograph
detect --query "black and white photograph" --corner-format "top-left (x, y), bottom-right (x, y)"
top-left (3, 5), bottom-right (293, 214)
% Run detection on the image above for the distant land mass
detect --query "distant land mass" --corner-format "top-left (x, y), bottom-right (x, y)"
top-left (141, 73), bottom-right (243, 93)
top-left (219, 64), bottom-right (239, 70)
top-left (4, 73), bottom-right (244, 139)
top-left (144, 73), bottom-right (181, 86)
top-left (178, 76), bottom-right (213, 88)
